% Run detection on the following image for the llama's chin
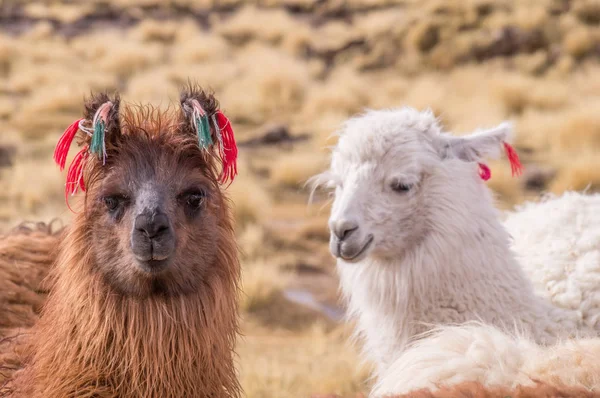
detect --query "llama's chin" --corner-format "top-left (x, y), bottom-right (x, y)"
top-left (135, 258), bottom-right (171, 274)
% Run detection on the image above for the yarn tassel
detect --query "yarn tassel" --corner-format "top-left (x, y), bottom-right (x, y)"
top-left (503, 142), bottom-right (523, 177)
top-left (90, 102), bottom-right (112, 164)
top-left (54, 118), bottom-right (83, 170)
top-left (64, 146), bottom-right (89, 212)
top-left (196, 114), bottom-right (213, 148)
top-left (478, 163), bottom-right (491, 181)
top-left (189, 99), bottom-right (213, 149)
top-left (216, 111), bottom-right (238, 185)
top-left (90, 119), bottom-right (105, 160)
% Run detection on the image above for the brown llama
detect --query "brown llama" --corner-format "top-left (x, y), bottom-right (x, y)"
top-left (0, 222), bottom-right (61, 388)
top-left (0, 222), bottom-right (61, 336)
top-left (5, 85), bottom-right (241, 397)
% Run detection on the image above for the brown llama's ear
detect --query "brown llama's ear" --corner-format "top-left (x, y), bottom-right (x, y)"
top-left (179, 84), bottom-right (239, 185)
top-left (53, 91), bottom-right (122, 206)
top-left (83, 91), bottom-right (121, 147)
top-left (179, 84), bottom-right (220, 125)
top-left (54, 91), bottom-right (121, 171)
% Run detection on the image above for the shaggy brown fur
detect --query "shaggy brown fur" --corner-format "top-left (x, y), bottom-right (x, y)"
top-left (0, 222), bottom-right (61, 336)
top-left (5, 85), bottom-right (241, 397)
top-left (0, 223), bottom-right (61, 389)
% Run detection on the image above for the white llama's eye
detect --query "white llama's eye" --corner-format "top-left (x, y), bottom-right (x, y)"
top-left (390, 181), bottom-right (412, 193)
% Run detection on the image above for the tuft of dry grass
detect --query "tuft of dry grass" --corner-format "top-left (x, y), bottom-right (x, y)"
top-left (563, 26), bottom-right (596, 58)
top-left (269, 150), bottom-right (329, 189)
top-left (228, 159), bottom-right (273, 230)
top-left (238, 323), bottom-right (371, 398)
top-left (217, 6), bottom-right (302, 46)
top-left (220, 44), bottom-right (310, 125)
top-left (550, 152), bottom-right (600, 194)
top-left (240, 258), bottom-right (289, 314)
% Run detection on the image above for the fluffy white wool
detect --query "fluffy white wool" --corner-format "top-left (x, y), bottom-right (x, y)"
top-left (504, 192), bottom-right (600, 331)
top-left (315, 108), bottom-right (592, 379)
top-left (373, 323), bottom-right (600, 396)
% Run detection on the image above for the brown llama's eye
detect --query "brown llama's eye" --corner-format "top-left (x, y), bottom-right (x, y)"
top-left (180, 190), bottom-right (206, 211)
top-left (103, 195), bottom-right (126, 212)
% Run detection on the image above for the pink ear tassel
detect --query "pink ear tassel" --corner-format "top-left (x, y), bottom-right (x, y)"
top-left (478, 163), bottom-right (491, 181)
top-left (477, 143), bottom-right (523, 182)
top-left (503, 142), bottom-right (523, 177)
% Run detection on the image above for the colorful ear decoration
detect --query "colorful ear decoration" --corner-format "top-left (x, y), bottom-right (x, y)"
top-left (187, 99), bottom-right (238, 185)
top-left (478, 163), bottom-right (491, 181)
top-left (214, 111), bottom-right (238, 186)
top-left (190, 99), bottom-right (213, 149)
top-left (503, 142), bottom-right (523, 177)
top-left (54, 101), bottom-right (113, 210)
top-left (64, 147), bottom-right (89, 212)
top-left (54, 118), bottom-right (84, 171)
top-left (90, 101), bottom-right (113, 165)
top-left (477, 142), bottom-right (523, 181)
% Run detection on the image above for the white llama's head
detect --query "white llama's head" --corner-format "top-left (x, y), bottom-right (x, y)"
top-left (313, 108), bottom-right (514, 263)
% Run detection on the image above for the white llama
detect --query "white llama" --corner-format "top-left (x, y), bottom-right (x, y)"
top-left (504, 191), bottom-right (600, 331)
top-left (311, 108), bottom-right (596, 381)
top-left (373, 322), bottom-right (600, 396)
top-left (372, 191), bottom-right (600, 396)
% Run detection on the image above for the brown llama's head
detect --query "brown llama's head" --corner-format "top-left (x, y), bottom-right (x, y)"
top-left (59, 85), bottom-right (238, 298)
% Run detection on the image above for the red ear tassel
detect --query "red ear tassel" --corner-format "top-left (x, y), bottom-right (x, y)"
top-left (216, 111), bottom-right (238, 186)
top-left (503, 142), bottom-right (523, 177)
top-left (478, 163), bottom-right (491, 181)
top-left (64, 146), bottom-right (89, 212)
top-left (54, 118), bottom-right (83, 170)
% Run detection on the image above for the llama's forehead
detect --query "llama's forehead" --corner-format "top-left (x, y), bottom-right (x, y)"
top-left (99, 136), bottom-right (213, 190)
top-left (332, 108), bottom-right (441, 171)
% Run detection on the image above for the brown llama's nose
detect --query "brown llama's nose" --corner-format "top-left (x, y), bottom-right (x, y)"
top-left (131, 210), bottom-right (175, 270)
top-left (134, 212), bottom-right (170, 239)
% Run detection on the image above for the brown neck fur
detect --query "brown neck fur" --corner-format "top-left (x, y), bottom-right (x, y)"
top-left (15, 201), bottom-right (240, 398)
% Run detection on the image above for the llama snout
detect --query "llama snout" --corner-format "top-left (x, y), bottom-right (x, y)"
top-left (131, 209), bottom-right (176, 272)
top-left (329, 218), bottom-right (374, 262)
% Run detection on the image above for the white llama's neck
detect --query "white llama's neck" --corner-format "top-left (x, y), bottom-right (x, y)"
top-left (338, 170), bottom-right (582, 374)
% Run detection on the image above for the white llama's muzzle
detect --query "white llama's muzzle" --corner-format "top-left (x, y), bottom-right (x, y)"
top-left (329, 217), bottom-right (374, 262)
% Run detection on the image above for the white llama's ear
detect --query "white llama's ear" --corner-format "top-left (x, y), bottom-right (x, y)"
top-left (435, 122), bottom-right (512, 162)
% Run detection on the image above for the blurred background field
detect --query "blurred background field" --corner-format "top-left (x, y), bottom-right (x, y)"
top-left (1, 0), bottom-right (600, 396)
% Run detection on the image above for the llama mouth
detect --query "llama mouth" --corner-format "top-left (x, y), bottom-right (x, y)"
top-left (136, 258), bottom-right (170, 274)
top-left (339, 235), bottom-right (374, 262)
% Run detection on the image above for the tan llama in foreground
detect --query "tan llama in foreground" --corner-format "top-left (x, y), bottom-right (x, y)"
top-left (3, 86), bottom-right (241, 397)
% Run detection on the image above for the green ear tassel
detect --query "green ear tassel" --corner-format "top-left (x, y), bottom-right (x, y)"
top-left (90, 120), bottom-right (105, 158)
top-left (196, 114), bottom-right (213, 148)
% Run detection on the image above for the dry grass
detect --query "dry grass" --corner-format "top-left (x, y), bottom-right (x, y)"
top-left (240, 259), bottom-right (289, 314)
top-left (1, 0), bottom-right (600, 396)
top-left (228, 157), bottom-right (273, 230)
top-left (238, 323), bottom-right (371, 398)
top-left (270, 150), bottom-right (329, 189)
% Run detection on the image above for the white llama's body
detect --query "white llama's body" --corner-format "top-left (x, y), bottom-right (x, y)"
top-left (314, 108), bottom-right (596, 380)
top-left (505, 192), bottom-right (600, 331)
top-left (372, 322), bottom-right (600, 396)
